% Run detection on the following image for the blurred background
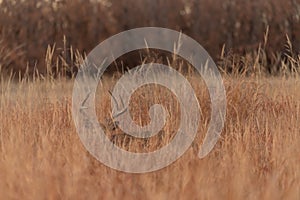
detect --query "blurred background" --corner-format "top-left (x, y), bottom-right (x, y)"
top-left (0, 0), bottom-right (300, 76)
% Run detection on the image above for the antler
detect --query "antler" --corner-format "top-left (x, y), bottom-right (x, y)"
top-left (108, 90), bottom-right (128, 119)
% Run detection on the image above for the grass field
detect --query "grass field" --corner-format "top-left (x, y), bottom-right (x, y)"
top-left (1, 1), bottom-right (300, 199)
top-left (0, 73), bottom-right (299, 199)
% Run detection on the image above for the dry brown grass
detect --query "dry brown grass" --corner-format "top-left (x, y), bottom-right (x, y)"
top-left (0, 1), bottom-right (299, 199)
top-left (0, 72), bottom-right (299, 199)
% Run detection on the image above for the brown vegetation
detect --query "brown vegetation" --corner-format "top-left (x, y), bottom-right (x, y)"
top-left (0, 1), bottom-right (299, 199)
top-left (1, 0), bottom-right (300, 76)
top-left (0, 72), bottom-right (299, 199)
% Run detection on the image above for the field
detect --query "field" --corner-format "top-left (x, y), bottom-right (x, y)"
top-left (0, 72), bottom-right (299, 199)
top-left (1, 0), bottom-right (300, 199)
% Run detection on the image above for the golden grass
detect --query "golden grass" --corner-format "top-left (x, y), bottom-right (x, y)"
top-left (0, 74), bottom-right (299, 199)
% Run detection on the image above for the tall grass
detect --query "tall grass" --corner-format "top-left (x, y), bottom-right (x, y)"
top-left (0, 1), bottom-right (299, 199)
top-left (0, 67), bottom-right (299, 199)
